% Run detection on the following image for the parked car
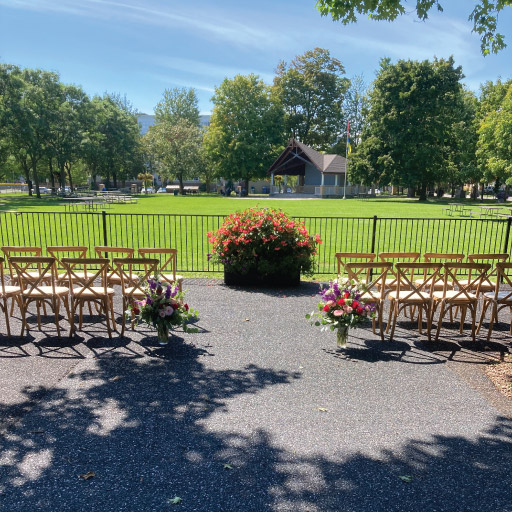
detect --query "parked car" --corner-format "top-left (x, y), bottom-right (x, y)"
top-left (143, 186), bottom-right (155, 193)
top-left (157, 187), bottom-right (167, 193)
top-left (484, 186), bottom-right (495, 194)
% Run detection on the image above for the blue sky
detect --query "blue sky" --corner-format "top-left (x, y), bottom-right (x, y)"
top-left (1, 0), bottom-right (511, 114)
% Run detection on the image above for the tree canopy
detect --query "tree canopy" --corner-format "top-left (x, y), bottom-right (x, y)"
top-left (315, 0), bottom-right (512, 55)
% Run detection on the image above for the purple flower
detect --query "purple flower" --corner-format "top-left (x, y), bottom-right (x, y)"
top-left (165, 285), bottom-right (172, 299)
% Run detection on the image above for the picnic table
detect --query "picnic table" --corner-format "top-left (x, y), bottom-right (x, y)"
top-left (63, 197), bottom-right (111, 212)
top-left (443, 203), bottom-right (468, 216)
top-left (470, 206), bottom-right (502, 218)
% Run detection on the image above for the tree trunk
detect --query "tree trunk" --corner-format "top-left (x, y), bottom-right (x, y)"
top-left (65, 162), bottom-right (74, 192)
top-left (418, 183), bottom-right (427, 201)
top-left (59, 163), bottom-right (66, 190)
top-left (480, 182), bottom-right (484, 202)
top-left (31, 156), bottom-right (41, 199)
top-left (178, 172), bottom-right (184, 195)
top-left (407, 187), bottom-right (415, 198)
top-left (49, 158), bottom-right (57, 195)
top-left (113, 171), bottom-right (117, 189)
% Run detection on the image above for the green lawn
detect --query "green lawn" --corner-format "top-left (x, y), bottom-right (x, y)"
top-left (0, 193), bottom-right (510, 277)
top-left (0, 192), bottom-right (506, 218)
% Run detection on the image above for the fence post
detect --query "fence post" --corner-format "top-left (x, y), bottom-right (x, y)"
top-left (503, 216), bottom-right (512, 254)
top-left (370, 215), bottom-right (378, 254)
top-left (102, 210), bottom-right (108, 247)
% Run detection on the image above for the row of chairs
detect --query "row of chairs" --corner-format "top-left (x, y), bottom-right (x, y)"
top-left (0, 246), bottom-right (184, 339)
top-left (335, 252), bottom-right (511, 343)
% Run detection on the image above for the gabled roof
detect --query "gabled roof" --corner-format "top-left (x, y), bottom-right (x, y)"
top-left (268, 139), bottom-right (346, 175)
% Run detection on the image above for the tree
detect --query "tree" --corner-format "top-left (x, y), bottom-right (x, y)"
top-left (204, 74), bottom-right (284, 192)
top-left (273, 48), bottom-right (349, 149)
top-left (477, 82), bottom-right (512, 188)
top-left (350, 57), bottom-right (464, 200)
top-left (154, 88), bottom-right (200, 126)
top-left (315, 0), bottom-right (512, 55)
top-left (137, 172), bottom-right (154, 193)
top-left (143, 119), bottom-right (202, 195)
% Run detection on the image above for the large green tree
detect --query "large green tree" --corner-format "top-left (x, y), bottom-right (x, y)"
top-left (477, 82), bottom-right (512, 188)
top-left (350, 57), bottom-right (464, 200)
top-left (154, 87), bottom-right (200, 126)
top-left (204, 74), bottom-right (284, 191)
top-left (143, 119), bottom-right (202, 195)
top-left (315, 0), bottom-right (512, 55)
top-left (273, 48), bottom-right (348, 149)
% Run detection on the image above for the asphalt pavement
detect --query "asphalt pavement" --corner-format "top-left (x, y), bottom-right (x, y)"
top-left (0, 279), bottom-right (511, 512)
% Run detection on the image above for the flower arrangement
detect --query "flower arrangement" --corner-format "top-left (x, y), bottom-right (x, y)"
top-left (306, 279), bottom-right (376, 347)
top-left (128, 278), bottom-right (199, 343)
top-left (207, 207), bottom-right (322, 279)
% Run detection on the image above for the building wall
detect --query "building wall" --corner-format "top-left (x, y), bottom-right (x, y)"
top-left (304, 163), bottom-right (338, 186)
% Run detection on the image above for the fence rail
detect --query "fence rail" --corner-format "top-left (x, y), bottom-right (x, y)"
top-left (1, 211), bottom-right (510, 275)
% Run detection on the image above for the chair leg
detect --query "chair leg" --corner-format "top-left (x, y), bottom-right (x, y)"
top-left (378, 304), bottom-right (385, 341)
top-left (110, 296), bottom-right (117, 331)
top-left (385, 299), bottom-right (394, 334)
top-left (120, 298), bottom-right (126, 337)
top-left (389, 303), bottom-right (399, 341)
top-left (470, 304), bottom-right (477, 343)
top-left (435, 302), bottom-right (446, 341)
top-left (79, 301), bottom-right (84, 330)
top-left (54, 297), bottom-right (61, 338)
top-left (487, 304), bottom-right (498, 342)
top-left (2, 299), bottom-right (11, 338)
top-left (477, 299), bottom-right (491, 335)
top-left (69, 299), bottom-right (77, 337)
top-left (104, 298), bottom-right (112, 339)
top-left (426, 304), bottom-right (433, 342)
top-left (459, 306), bottom-right (467, 334)
top-left (36, 301), bottom-right (42, 331)
top-left (418, 306), bottom-right (423, 334)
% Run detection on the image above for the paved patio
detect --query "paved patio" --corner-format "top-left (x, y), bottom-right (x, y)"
top-left (0, 279), bottom-right (511, 511)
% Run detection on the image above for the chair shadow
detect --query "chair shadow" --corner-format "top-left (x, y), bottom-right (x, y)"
top-left (0, 335), bottom-right (32, 358)
top-left (32, 334), bottom-right (86, 359)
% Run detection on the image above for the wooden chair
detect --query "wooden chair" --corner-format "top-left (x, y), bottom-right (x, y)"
top-left (415, 253), bottom-right (464, 291)
top-left (345, 262), bottom-right (392, 340)
top-left (0, 257), bottom-right (22, 337)
top-left (432, 263), bottom-right (491, 342)
top-left (47, 246), bottom-right (88, 284)
top-left (61, 258), bottom-right (116, 338)
top-left (10, 256), bottom-right (72, 338)
top-left (386, 263), bottom-right (442, 341)
top-left (2, 246), bottom-right (47, 285)
top-left (378, 252), bottom-right (421, 292)
top-left (458, 253), bottom-right (509, 295)
top-left (95, 246), bottom-right (135, 287)
top-left (138, 248), bottom-right (184, 292)
top-left (335, 253), bottom-right (376, 282)
top-left (476, 263), bottom-right (512, 342)
top-left (114, 257), bottom-right (159, 336)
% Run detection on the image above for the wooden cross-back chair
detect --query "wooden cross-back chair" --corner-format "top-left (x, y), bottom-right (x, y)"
top-left (9, 256), bottom-right (72, 338)
top-left (476, 262), bottom-right (512, 342)
top-left (432, 263), bottom-right (491, 342)
top-left (114, 257), bottom-right (159, 336)
top-left (62, 258), bottom-right (115, 338)
top-left (335, 253), bottom-right (376, 281)
top-left (458, 253), bottom-right (509, 295)
top-left (386, 263), bottom-right (442, 342)
top-left (345, 262), bottom-right (392, 340)
top-left (377, 252), bottom-right (421, 292)
top-left (95, 246), bottom-right (136, 287)
top-left (0, 257), bottom-right (22, 337)
top-left (138, 248), bottom-right (183, 292)
top-left (47, 246), bottom-right (88, 285)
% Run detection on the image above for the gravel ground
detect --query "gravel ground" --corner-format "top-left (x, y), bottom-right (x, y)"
top-left (0, 279), bottom-right (511, 512)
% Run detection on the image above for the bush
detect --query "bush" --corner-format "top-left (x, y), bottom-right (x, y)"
top-left (207, 207), bottom-right (321, 277)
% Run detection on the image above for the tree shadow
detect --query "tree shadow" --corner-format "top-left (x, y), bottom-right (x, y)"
top-left (0, 342), bottom-right (510, 511)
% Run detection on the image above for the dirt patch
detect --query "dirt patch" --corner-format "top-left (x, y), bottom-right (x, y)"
top-left (485, 354), bottom-right (512, 399)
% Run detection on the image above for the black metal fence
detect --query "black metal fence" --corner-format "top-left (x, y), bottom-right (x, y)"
top-left (1, 211), bottom-right (510, 275)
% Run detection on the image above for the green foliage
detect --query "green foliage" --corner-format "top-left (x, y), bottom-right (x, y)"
top-left (154, 87), bottom-right (200, 126)
top-left (315, 0), bottom-right (512, 55)
top-left (350, 57), bottom-right (464, 199)
top-left (273, 48), bottom-right (349, 149)
top-left (204, 74), bottom-right (283, 187)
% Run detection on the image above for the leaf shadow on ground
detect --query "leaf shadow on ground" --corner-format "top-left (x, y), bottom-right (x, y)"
top-left (0, 340), bottom-right (511, 512)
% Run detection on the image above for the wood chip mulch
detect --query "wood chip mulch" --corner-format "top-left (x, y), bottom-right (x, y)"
top-left (485, 354), bottom-right (512, 399)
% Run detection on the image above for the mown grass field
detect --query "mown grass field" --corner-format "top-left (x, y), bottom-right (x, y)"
top-left (0, 193), bottom-right (510, 277)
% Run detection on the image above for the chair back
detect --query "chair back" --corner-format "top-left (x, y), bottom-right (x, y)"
top-left (396, 263), bottom-right (442, 302)
top-left (442, 262), bottom-right (491, 302)
top-left (9, 256), bottom-right (57, 297)
top-left (467, 253), bottom-right (508, 290)
top-left (0, 256), bottom-right (7, 295)
top-left (377, 252), bottom-right (421, 288)
top-left (48, 246), bottom-right (88, 279)
top-left (344, 262), bottom-right (392, 301)
top-left (138, 248), bottom-right (178, 283)
top-left (335, 253), bottom-right (376, 279)
top-left (113, 258), bottom-right (159, 298)
top-left (2, 246), bottom-right (42, 279)
top-left (423, 252), bottom-right (464, 263)
top-left (95, 247), bottom-right (135, 283)
top-left (61, 258), bottom-right (110, 300)
top-left (492, 263), bottom-right (512, 304)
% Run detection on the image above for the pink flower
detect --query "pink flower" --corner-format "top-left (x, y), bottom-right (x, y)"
top-left (159, 310), bottom-right (166, 318)
top-left (333, 309), bottom-right (344, 317)
top-left (344, 306), bottom-right (353, 314)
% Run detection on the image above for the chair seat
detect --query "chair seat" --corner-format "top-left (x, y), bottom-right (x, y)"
top-left (108, 275), bottom-right (140, 285)
top-left (433, 290), bottom-right (477, 302)
top-left (58, 271), bottom-right (87, 281)
top-left (388, 290), bottom-right (431, 302)
top-left (359, 292), bottom-right (381, 303)
top-left (161, 273), bottom-right (184, 283)
top-left (23, 286), bottom-right (69, 297)
top-left (16, 271), bottom-right (51, 281)
top-left (457, 279), bottom-right (495, 291)
top-left (483, 291), bottom-right (512, 302)
top-left (1, 285), bottom-right (21, 296)
top-left (72, 286), bottom-right (115, 298)
top-left (123, 287), bottom-right (145, 298)
top-left (414, 278), bottom-right (451, 290)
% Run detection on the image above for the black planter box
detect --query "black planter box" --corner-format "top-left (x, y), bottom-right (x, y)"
top-left (224, 268), bottom-right (300, 287)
